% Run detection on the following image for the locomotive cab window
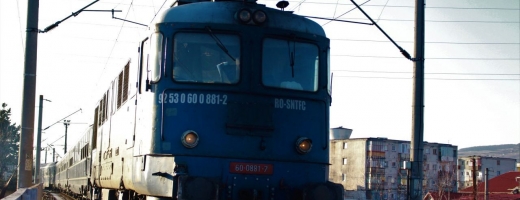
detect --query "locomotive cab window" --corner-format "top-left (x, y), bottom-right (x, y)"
top-left (173, 32), bottom-right (240, 84)
top-left (262, 38), bottom-right (319, 92)
top-left (142, 32), bottom-right (164, 83)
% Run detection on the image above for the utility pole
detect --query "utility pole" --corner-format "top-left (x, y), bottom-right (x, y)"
top-left (409, 0), bottom-right (425, 199)
top-left (472, 158), bottom-right (477, 200)
top-left (35, 95), bottom-right (51, 183)
top-left (64, 120), bottom-right (70, 154)
top-left (17, 0), bottom-right (39, 189)
top-left (484, 167), bottom-right (489, 200)
top-left (35, 95), bottom-right (43, 183)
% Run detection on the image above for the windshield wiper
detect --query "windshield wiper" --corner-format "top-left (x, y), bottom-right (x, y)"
top-left (287, 40), bottom-right (295, 77)
top-left (206, 26), bottom-right (236, 62)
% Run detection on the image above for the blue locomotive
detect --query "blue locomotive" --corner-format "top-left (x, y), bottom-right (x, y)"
top-left (46, 0), bottom-right (342, 199)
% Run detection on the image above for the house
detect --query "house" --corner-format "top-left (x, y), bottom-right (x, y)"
top-left (459, 171), bottom-right (520, 194)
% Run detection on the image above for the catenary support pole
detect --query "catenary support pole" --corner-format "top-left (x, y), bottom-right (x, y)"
top-left (485, 167), bottom-right (489, 200)
top-left (64, 120), bottom-right (70, 154)
top-left (17, 0), bottom-right (39, 189)
top-left (35, 95), bottom-right (43, 183)
top-left (409, 0), bottom-right (425, 199)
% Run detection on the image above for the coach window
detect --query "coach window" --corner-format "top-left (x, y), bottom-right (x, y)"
top-left (143, 33), bottom-right (164, 83)
top-left (262, 38), bottom-right (319, 92)
top-left (172, 32), bottom-right (240, 84)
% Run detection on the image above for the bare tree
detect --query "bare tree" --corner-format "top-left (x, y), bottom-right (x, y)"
top-left (433, 162), bottom-right (457, 200)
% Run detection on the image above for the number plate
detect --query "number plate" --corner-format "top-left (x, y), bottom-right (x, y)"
top-left (230, 162), bottom-right (273, 175)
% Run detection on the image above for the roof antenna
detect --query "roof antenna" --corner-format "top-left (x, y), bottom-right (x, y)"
top-left (276, 1), bottom-right (289, 11)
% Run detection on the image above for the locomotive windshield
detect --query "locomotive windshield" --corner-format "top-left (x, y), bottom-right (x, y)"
top-left (262, 38), bottom-right (319, 92)
top-left (173, 32), bottom-right (240, 84)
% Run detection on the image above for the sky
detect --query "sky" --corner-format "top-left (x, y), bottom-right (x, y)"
top-left (0, 0), bottom-right (519, 162)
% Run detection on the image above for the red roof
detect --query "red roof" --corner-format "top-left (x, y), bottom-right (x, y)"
top-left (424, 192), bottom-right (520, 200)
top-left (460, 171), bottom-right (520, 193)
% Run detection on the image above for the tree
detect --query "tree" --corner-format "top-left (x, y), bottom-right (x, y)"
top-left (0, 103), bottom-right (21, 185)
top-left (433, 162), bottom-right (457, 200)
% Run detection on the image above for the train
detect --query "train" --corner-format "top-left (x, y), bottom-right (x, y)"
top-left (41, 0), bottom-right (343, 199)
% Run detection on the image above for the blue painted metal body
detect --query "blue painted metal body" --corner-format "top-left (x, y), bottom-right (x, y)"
top-left (136, 1), bottom-right (340, 199)
top-left (44, 1), bottom-right (343, 199)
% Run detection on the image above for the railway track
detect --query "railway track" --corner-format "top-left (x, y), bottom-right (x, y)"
top-left (43, 191), bottom-right (76, 200)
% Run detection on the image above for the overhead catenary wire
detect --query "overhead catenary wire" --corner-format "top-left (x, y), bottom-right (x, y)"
top-left (375, 0), bottom-right (390, 23)
top-left (95, 0), bottom-right (134, 88)
top-left (321, 0), bottom-right (371, 26)
top-left (16, 0), bottom-right (24, 55)
top-left (332, 54), bottom-right (520, 60)
top-left (260, 1), bottom-right (519, 10)
top-left (330, 38), bottom-right (520, 45)
top-left (334, 76), bottom-right (520, 81)
top-left (332, 70), bottom-right (520, 76)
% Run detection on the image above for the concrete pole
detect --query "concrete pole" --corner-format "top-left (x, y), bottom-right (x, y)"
top-left (44, 147), bottom-right (47, 163)
top-left (35, 95), bottom-right (43, 183)
top-left (472, 158), bottom-right (477, 200)
top-left (409, 0), bottom-right (425, 199)
top-left (64, 120), bottom-right (70, 154)
top-left (17, 0), bottom-right (39, 189)
top-left (52, 148), bottom-right (55, 162)
top-left (484, 168), bottom-right (489, 200)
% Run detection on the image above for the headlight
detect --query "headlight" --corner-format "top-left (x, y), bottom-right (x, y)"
top-left (253, 10), bottom-right (267, 24)
top-left (237, 9), bottom-right (252, 23)
top-left (296, 137), bottom-right (312, 154)
top-left (181, 130), bottom-right (199, 148)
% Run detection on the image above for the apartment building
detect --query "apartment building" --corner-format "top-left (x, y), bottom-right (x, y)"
top-left (457, 156), bottom-right (517, 189)
top-left (329, 136), bottom-right (458, 200)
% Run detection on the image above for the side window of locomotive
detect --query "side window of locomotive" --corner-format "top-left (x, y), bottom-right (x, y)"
top-left (172, 32), bottom-right (240, 84)
top-left (262, 38), bottom-right (319, 92)
top-left (143, 33), bottom-right (164, 83)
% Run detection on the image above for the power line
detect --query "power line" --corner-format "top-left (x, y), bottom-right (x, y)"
top-left (16, 0), bottom-right (24, 55)
top-left (95, 0), bottom-right (134, 87)
top-left (332, 55), bottom-right (520, 60)
top-left (334, 75), bottom-right (520, 81)
top-left (332, 70), bottom-right (520, 76)
top-left (260, 1), bottom-right (520, 10)
top-left (330, 38), bottom-right (520, 45)
top-left (376, 0), bottom-right (390, 23)
top-left (330, 17), bottom-right (519, 24)
top-left (290, 0), bottom-right (307, 11)
top-left (321, 0), bottom-right (371, 26)
top-left (149, 0), bottom-right (170, 24)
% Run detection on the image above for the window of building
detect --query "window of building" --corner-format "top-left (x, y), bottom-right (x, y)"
top-left (497, 171), bottom-right (501, 175)
top-left (433, 164), bottom-right (437, 170)
top-left (343, 142), bottom-right (348, 149)
top-left (343, 158), bottom-right (347, 165)
top-left (425, 148), bottom-right (430, 154)
top-left (497, 160), bottom-right (500, 165)
top-left (342, 173), bottom-right (346, 181)
top-left (392, 144), bottom-right (396, 151)
top-left (433, 149), bottom-right (437, 155)
top-left (392, 162), bottom-right (396, 168)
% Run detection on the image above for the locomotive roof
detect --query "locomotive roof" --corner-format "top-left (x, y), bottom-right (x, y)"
top-left (157, 1), bottom-right (326, 37)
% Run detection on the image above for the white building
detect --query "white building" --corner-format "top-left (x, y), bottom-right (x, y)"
top-left (329, 136), bottom-right (458, 200)
top-left (457, 156), bottom-right (517, 189)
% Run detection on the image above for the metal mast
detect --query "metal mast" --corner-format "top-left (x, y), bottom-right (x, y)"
top-left (17, 0), bottom-right (39, 189)
top-left (409, 0), bottom-right (426, 199)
